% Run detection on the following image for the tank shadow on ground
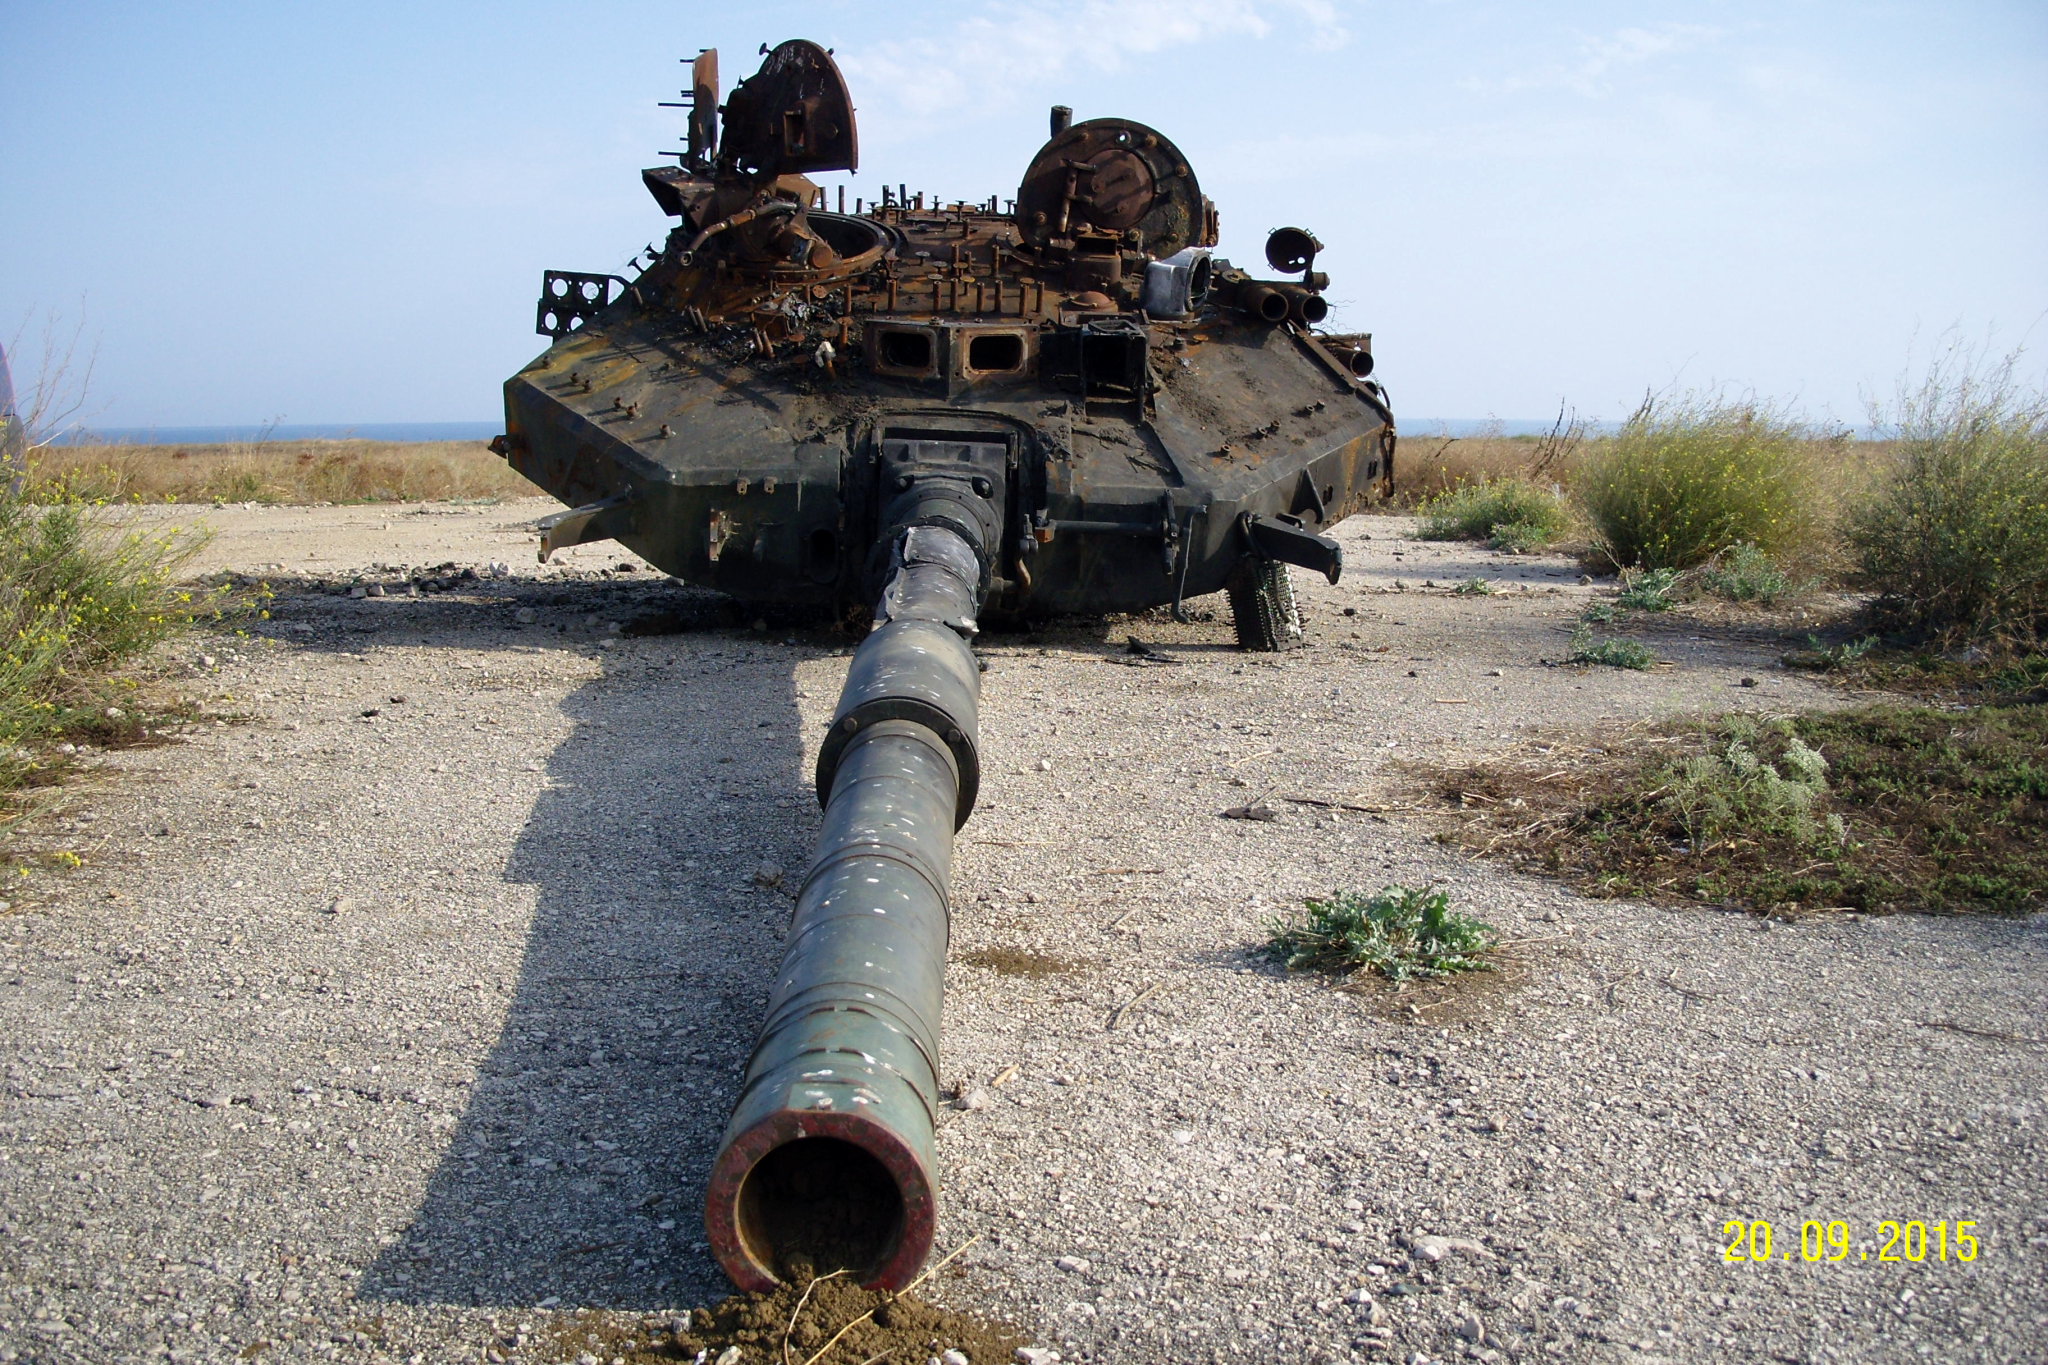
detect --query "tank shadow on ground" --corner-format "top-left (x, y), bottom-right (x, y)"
top-left (354, 617), bottom-right (817, 1314)
top-left (246, 579), bottom-right (1231, 1315)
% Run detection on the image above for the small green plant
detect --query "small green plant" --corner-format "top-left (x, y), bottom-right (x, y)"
top-left (1417, 477), bottom-right (1571, 549)
top-left (1577, 392), bottom-right (1821, 569)
top-left (1566, 626), bottom-right (1656, 670)
top-left (1698, 542), bottom-right (1794, 604)
top-left (1579, 601), bottom-right (1615, 624)
top-left (1616, 567), bottom-right (1681, 611)
top-left (1846, 346), bottom-right (2048, 642)
top-left (1664, 719), bottom-right (1834, 852)
top-left (1782, 634), bottom-right (1878, 671)
top-left (1486, 520), bottom-right (1548, 553)
top-left (1452, 576), bottom-right (1496, 596)
top-left (1264, 884), bottom-right (1495, 981)
top-left (203, 468), bottom-right (267, 503)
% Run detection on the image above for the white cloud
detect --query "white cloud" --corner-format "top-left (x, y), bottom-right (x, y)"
top-left (838, 0), bottom-right (1348, 121)
top-left (1467, 21), bottom-right (1721, 98)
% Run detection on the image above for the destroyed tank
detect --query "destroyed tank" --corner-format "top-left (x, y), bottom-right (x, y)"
top-left (491, 39), bottom-right (1395, 1296)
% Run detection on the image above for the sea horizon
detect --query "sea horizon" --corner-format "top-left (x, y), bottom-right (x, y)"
top-left (55, 416), bottom-right (1606, 446)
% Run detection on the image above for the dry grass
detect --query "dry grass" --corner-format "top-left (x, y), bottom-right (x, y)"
top-left (1392, 434), bottom-right (1564, 506)
top-left (28, 440), bottom-right (537, 505)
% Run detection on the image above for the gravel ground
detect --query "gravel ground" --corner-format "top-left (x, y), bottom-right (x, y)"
top-left (1, 502), bottom-right (2043, 1365)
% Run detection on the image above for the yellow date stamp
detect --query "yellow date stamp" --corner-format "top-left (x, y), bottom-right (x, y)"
top-left (1722, 1219), bottom-right (1980, 1264)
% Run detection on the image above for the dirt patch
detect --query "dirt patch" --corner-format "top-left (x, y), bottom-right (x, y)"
top-left (1408, 699), bottom-right (2048, 914)
top-left (523, 1270), bottom-right (1026, 1365)
top-left (959, 946), bottom-right (1081, 977)
top-left (1337, 954), bottom-right (1528, 1030)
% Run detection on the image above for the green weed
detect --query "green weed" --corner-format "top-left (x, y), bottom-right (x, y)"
top-left (1417, 477), bottom-right (1571, 549)
top-left (1566, 626), bottom-right (1656, 670)
top-left (1783, 634), bottom-right (1878, 671)
top-left (1423, 701), bottom-right (2047, 914)
top-left (1486, 520), bottom-right (1550, 553)
top-left (1616, 567), bottom-right (1681, 611)
top-left (1698, 542), bottom-right (1795, 604)
top-left (1264, 885), bottom-right (1495, 981)
top-left (1665, 719), bottom-right (1835, 852)
top-left (1452, 577), bottom-right (1496, 596)
top-left (1577, 392), bottom-right (1821, 570)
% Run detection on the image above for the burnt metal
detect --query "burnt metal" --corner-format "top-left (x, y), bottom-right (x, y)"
top-left (536, 493), bottom-right (636, 558)
top-left (495, 35), bottom-right (1398, 1295)
top-left (535, 271), bottom-right (622, 338)
top-left (1243, 512), bottom-right (1343, 584)
top-left (1265, 226), bottom-right (1323, 276)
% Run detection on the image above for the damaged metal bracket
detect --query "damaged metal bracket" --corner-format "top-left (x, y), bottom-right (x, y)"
top-left (536, 271), bottom-right (631, 338)
top-left (1241, 512), bottom-right (1342, 584)
top-left (537, 493), bottom-right (636, 561)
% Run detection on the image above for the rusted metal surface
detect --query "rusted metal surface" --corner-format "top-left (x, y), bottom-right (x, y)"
top-left (497, 35), bottom-right (1403, 1293)
top-left (500, 36), bottom-right (1394, 620)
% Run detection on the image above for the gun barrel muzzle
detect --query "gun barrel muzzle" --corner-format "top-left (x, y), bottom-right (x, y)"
top-left (706, 529), bottom-right (984, 1293)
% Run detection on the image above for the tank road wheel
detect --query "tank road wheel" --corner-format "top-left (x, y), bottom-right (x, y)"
top-left (1227, 558), bottom-right (1303, 652)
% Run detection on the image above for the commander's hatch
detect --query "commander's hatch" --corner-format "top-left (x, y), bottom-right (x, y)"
top-left (716, 39), bottom-right (858, 177)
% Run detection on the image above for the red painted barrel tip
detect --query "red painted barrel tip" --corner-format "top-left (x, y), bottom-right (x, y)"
top-left (704, 1107), bottom-right (937, 1292)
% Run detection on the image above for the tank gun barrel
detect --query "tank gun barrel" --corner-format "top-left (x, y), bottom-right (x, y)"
top-left (704, 522), bottom-right (988, 1292)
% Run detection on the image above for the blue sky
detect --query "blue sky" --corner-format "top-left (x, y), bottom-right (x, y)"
top-left (3, 0), bottom-right (2043, 428)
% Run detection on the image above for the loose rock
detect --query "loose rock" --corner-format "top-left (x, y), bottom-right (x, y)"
top-left (1411, 1234), bottom-right (1493, 1263)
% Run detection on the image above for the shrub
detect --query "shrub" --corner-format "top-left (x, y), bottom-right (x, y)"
top-left (1698, 542), bottom-right (1794, 604)
top-left (1263, 885), bottom-right (1495, 981)
top-left (1845, 350), bottom-right (2048, 642)
top-left (1616, 567), bottom-right (1680, 611)
top-left (1417, 477), bottom-right (1571, 548)
top-left (1566, 626), bottom-right (1655, 670)
top-left (1, 473), bottom-right (215, 809)
top-left (1665, 719), bottom-right (1835, 852)
top-left (1577, 393), bottom-right (1819, 569)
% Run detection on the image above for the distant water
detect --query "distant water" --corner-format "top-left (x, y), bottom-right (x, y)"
top-left (54, 421), bottom-right (501, 447)
top-left (57, 417), bottom-right (1608, 446)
